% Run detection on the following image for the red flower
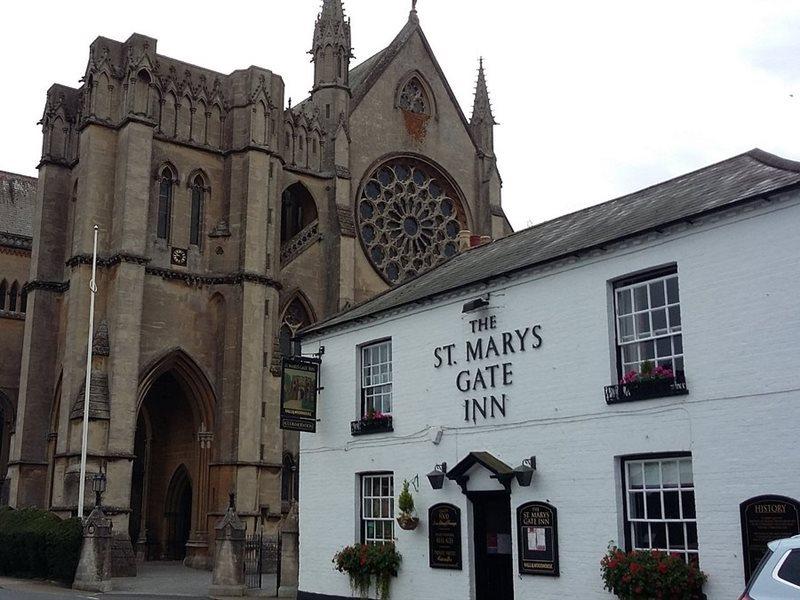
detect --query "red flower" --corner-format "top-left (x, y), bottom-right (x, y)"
top-left (629, 562), bottom-right (642, 574)
top-left (658, 562), bottom-right (668, 574)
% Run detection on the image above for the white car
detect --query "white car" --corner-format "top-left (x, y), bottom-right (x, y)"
top-left (740, 535), bottom-right (800, 599)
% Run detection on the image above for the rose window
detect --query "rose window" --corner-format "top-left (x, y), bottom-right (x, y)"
top-left (357, 158), bottom-right (466, 285)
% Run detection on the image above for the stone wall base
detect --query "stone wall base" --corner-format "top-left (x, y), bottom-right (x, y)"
top-left (111, 533), bottom-right (137, 577)
top-left (209, 583), bottom-right (247, 597)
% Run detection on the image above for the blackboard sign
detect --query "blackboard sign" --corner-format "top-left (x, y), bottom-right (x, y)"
top-left (517, 502), bottom-right (559, 576)
top-left (740, 495), bottom-right (800, 582)
top-left (280, 357), bottom-right (319, 432)
top-left (429, 503), bottom-right (462, 569)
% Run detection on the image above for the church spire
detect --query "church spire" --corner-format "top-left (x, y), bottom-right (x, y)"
top-left (470, 58), bottom-right (497, 154)
top-left (312, 0), bottom-right (352, 91)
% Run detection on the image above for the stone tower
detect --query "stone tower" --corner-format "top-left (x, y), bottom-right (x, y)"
top-left (3, 0), bottom-right (512, 573)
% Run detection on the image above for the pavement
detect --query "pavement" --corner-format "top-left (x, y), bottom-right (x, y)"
top-left (0, 562), bottom-right (279, 600)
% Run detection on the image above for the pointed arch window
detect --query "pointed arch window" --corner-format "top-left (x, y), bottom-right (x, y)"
top-left (0, 280), bottom-right (6, 311)
top-left (20, 286), bottom-right (28, 314)
top-left (398, 77), bottom-right (429, 115)
top-left (281, 452), bottom-right (299, 508)
top-left (8, 282), bottom-right (18, 312)
top-left (280, 183), bottom-right (318, 244)
top-left (189, 174), bottom-right (208, 247)
top-left (279, 296), bottom-right (313, 358)
top-left (157, 167), bottom-right (176, 241)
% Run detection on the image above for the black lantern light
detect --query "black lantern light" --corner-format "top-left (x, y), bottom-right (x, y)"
top-left (513, 457), bottom-right (536, 487)
top-left (92, 471), bottom-right (107, 507)
top-left (426, 462), bottom-right (448, 490)
top-left (462, 295), bottom-right (490, 313)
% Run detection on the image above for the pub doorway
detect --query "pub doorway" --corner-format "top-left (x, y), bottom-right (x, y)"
top-left (470, 491), bottom-right (514, 600)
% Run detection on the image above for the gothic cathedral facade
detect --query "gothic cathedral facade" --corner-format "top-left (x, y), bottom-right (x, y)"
top-left (1, 0), bottom-right (510, 569)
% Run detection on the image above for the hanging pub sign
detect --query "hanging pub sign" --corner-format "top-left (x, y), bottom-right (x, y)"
top-left (740, 495), bottom-right (800, 582)
top-left (280, 356), bottom-right (319, 433)
top-left (517, 502), bottom-right (559, 576)
top-left (429, 503), bottom-right (462, 570)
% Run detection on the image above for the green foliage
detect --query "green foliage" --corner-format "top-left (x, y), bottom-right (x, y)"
top-left (333, 543), bottom-right (402, 600)
top-left (600, 545), bottom-right (707, 600)
top-left (0, 506), bottom-right (83, 583)
top-left (397, 480), bottom-right (414, 515)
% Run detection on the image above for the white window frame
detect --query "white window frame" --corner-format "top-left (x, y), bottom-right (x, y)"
top-left (361, 473), bottom-right (394, 545)
top-left (360, 340), bottom-right (392, 416)
top-left (623, 455), bottom-right (698, 563)
top-left (614, 271), bottom-right (684, 377)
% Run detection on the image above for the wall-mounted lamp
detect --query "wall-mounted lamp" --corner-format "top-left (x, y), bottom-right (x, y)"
top-left (462, 295), bottom-right (490, 313)
top-left (513, 457), bottom-right (536, 487)
top-left (426, 462), bottom-right (448, 490)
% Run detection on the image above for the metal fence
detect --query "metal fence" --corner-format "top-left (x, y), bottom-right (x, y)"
top-left (244, 533), bottom-right (281, 592)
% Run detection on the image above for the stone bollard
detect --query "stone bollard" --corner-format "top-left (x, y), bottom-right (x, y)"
top-left (72, 506), bottom-right (113, 592)
top-left (209, 493), bottom-right (247, 597)
top-left (278, 502), bottom-right (299, 598)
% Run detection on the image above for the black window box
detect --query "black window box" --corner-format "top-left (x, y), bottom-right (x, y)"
top-left (351, 416), bottom-right (393, 436)
top-left (605, 376), bottom-right (688, 404)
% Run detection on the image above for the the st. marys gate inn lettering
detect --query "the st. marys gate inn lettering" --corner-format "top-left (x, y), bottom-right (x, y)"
top-left (432, 314), bottom-right (542, 422)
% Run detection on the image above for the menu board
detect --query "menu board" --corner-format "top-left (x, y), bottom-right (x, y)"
top-left (740, 495), bottom-right (800, 582)
top-left (517, 502), bottom-right (559, 576)
top-left (428, 503), bottom-right (462, 570)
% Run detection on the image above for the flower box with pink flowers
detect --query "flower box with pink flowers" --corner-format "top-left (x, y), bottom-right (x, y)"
top-left (605, 361), bottom-right (687, 404)
top-left (351, 409), bottom-right (394, 436)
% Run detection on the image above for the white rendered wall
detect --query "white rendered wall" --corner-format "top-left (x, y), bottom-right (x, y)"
top-left (299, 193), bottom-right (800, 600)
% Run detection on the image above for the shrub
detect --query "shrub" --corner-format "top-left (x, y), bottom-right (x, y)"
top-left (0, 506), bottom-right (83, 583)
top-left (333, 543), bottom-right (402, 600)
top-left (397, 480), bottom-right (414, 516)
top-left (601, 545), bottom-right (707, 600)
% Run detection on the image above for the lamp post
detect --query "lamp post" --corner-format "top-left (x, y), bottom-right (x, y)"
top-left (92, 471), bottom-right (107, 508)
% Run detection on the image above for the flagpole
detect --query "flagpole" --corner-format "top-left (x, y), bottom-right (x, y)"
top-left (78, 224), bottom-right (99, 520)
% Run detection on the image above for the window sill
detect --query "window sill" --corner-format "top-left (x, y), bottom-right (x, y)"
top-left (351, 416), bottom-right (393, 436)
top-left (605, 377), bottom-right (688, 404)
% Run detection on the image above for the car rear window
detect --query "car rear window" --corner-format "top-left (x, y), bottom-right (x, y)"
top-left (777, 549), bottom-right (800, 586)
top-left (745, 549), bottom-right (773, 591)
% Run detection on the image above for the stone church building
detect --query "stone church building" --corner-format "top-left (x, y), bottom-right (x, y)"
top-left (0, 0), bottom-right (510, 570)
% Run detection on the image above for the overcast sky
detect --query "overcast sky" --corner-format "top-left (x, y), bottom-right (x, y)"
top-left (2, 0), bottom-right (800, 229)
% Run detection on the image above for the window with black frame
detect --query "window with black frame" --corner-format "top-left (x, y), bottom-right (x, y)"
top-left (622, 455), bottom-right (698, 564)
top-left (607, 268), bottom-right (687, 403)
top-left (361, 340), bottom-right (392, 416)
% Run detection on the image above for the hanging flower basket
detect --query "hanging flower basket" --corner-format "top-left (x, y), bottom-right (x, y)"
top-left (396, 513), bottom-right (419, 531)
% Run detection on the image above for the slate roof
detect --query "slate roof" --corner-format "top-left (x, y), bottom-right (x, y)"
top-left (0, 170), bottom-right (37, 242)
top-left (303, 149), bottom-right (800, 336)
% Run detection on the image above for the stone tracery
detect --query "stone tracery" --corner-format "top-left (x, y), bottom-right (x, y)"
top-left (357, 158), bottom-right (466, 285)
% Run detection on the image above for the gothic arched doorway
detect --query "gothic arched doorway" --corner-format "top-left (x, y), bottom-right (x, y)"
top-left (164, 465), bottom-right (192, 560)
top-left (130, 350), bottom-right (215, 565)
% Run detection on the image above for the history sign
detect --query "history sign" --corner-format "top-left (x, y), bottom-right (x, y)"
top-left (517, 502), bottom-right (559, 576)
top-left (279, 357), bottom-right (319, 433)
top-left (429, 503), bottom-right (462, 570)
top-left (740, 495), bottom-right (800, 582)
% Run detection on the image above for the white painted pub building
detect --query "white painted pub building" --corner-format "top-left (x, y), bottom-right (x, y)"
top-left (296, 149), bottom-right (800, 600)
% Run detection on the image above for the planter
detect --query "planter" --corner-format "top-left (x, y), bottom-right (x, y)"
top-left (351, 415), bottom-right (393, 436)
top-left (396, 514), bottom-right (419, 531)
top-left (605, 376), bottom-right (688, 404)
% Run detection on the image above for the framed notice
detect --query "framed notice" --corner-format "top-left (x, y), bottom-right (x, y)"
top-left (740, 495), bottom-right (800, 583)
top-left (517, 501), bottom-right (559, 576)
top-left (279, 356), bottom-right (319, 432)
top-left (429, 503), bottom-right (462, 570)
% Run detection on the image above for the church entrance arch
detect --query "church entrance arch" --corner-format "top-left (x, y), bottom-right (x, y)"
top-left (130, 350), bottom-right (215, 564)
